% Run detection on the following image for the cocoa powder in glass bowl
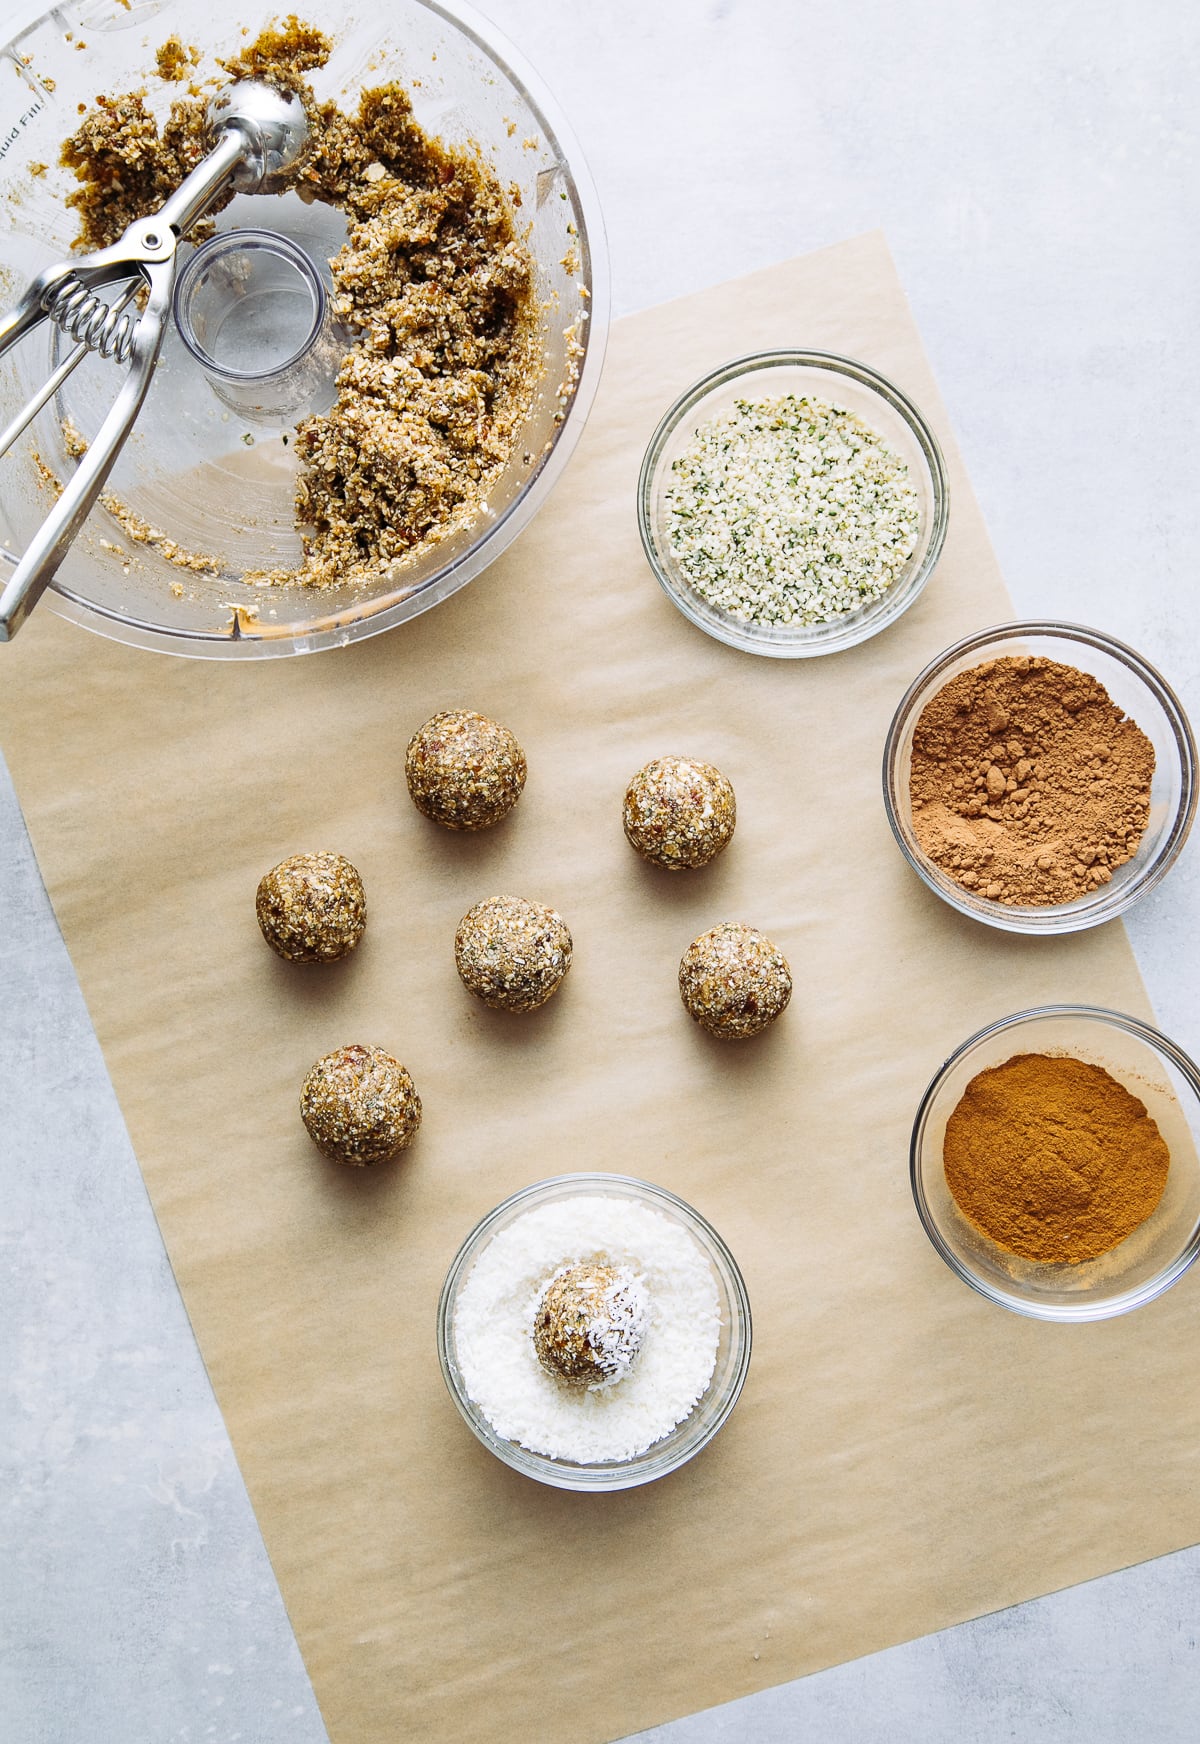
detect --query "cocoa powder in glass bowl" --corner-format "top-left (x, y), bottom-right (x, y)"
top-left (908, 652), bottom-right (1154, 907)
top-left (882, 623), bottom-right (1197, 935)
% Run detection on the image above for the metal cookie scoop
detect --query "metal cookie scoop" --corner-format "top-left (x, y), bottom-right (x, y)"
top-left (0, 81), bottom-right (308, 641)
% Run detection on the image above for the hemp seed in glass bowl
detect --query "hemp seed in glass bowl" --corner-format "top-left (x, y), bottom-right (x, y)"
top-left (639, 351), bottom-right (948, 658)
top-left (666, 396), bottom-right (918, 622)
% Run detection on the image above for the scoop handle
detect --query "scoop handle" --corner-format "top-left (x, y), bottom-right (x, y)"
top-left (0, 79), bottom-right (309, 640)
top-left (0, 265), bottom-right (170, 641)
top-left (0, 143), bottom-right (246, 640)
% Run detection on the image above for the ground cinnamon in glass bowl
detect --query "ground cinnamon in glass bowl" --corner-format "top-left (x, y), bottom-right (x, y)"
top-left (910, 1007), bottom-right (1200, 1320)
top-left (942, 1053), bottom-right (1169, 1264)
top-left (883, 623), bottom-right (1196, 933)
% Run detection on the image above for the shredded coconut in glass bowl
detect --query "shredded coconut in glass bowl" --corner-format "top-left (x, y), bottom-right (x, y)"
top-left (452, 1195), bottom-right (721, 1464)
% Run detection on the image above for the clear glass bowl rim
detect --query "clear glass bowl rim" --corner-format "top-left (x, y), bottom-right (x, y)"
top-left (636, 346), bottom-right (950, 659)
top-left (7, 0), bottom-right (611, 659)
top-left (436, 1171), bottom-right (753, 1491)
top-left (882, 619), bottom-right (1198, 934)
top-left (910, 1003), bottom-right (1200, 1321)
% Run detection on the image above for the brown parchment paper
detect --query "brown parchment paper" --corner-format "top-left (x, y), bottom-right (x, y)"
top-left (4, 233), bottom-right (1199, 1744)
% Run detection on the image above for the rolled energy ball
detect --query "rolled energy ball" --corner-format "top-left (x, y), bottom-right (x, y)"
top-left (679, 922), bottom-right (792, 1040)
top-left (532, 1263), bottom-right (648, 1390)
top-left (405, 708), bottom-right (527, 831)
top-left (622, 755), bottom-right (736, 870)
top-left (256, 851), bottom-right (367, 963)
top-left (300, 1044), bottom-right (421, 1166)
top-left (454, 894), bottom-right (572, 1012)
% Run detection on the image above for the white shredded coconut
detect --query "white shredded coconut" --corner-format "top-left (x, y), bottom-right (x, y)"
top-left (453, 1195), bottom-right (722, 1463)
top-left (664, 392), bottom-right (920, 626)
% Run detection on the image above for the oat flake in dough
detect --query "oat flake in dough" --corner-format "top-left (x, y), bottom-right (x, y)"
top-left (453, 1196), bottom-right (722, 1463)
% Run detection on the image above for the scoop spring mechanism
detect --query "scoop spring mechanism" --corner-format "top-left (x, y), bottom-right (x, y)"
top-left (43, 277), bottom-right (141, 365)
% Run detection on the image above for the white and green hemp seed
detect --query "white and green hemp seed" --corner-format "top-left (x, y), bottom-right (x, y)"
top-left (663, 393), bottom-right (920, 626)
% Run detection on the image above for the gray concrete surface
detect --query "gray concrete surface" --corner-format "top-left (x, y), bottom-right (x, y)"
top-left (4, 0), bottom-right (1200, 1740)
top-left (625, 1548), bottom-right (1200, 1743)
top-left (0, 762), bottom-right (326, 1744)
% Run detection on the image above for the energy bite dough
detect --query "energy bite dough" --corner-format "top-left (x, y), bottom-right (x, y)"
top-left (405, 710), bottom-right (527, 831)
top-left (256, 851), bottom-right (366, 963)
top-left (454, 894), bottom-right (572, 1012)
top-left (532, 1262), bottom-right (648, 1390)
top-left (623, 755), bottom-right (736, 870)
top-left (300, 1044), bottom-right (421, 1165)
top-left (62, 24), bottom-right (541, 592)
top-left (679, 922), bottom-right (792, 1039)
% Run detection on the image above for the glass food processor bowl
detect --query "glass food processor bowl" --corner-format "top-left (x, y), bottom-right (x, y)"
top-left (0, 0), bottom-right (608, 657)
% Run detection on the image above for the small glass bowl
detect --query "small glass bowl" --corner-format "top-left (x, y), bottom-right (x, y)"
top-left (436, 1173), bottom-right (752, 1491)
top-left (911, 1006), bottom-right (1200, 1321)
top-left (637, 349), bottom-right (949, 657)
top-left (883, 621), bottom-right (1197, 934)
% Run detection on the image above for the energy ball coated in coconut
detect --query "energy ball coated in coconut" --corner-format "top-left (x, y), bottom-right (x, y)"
top-left (405, 708), bottom-right (527, 831)
top-left (454, 894), bottom-right (572, 1012)
top-left (532, 1263), bottom-right (648, 1390)
top-left (623, 755), bottom-right (736, 870)
top-left (300, 1044), bottom-right (421, 1166)
top-left (679, 922), bottom-right (792, 1040)
top-left (256, 852), bottom-right (367, 963)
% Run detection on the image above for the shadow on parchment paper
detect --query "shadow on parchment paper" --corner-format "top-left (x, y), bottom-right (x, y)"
top-left (255, 935), bottom-right (370, 1014)
top-left (624, 842), bottom-right (743, 912)
top-left (447, 969), bottom-right (577, 1054)
top-left (405, 808), bottom-right (531, 881)
top-left (677, 999), bottom-right (796, 1086)
top-left (303, 1133), bottom-right (428, 1222)
top-left (448, 1380), bottom-right (744, 1528)
top-left (902, 875), bottom-right (1132, 1023)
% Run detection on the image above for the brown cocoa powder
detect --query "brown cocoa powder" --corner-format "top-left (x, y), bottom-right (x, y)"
top-left (909, 655), bottom-right (1155, 906)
